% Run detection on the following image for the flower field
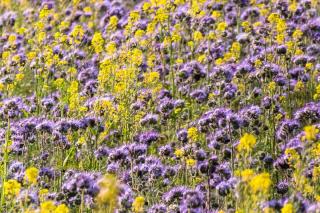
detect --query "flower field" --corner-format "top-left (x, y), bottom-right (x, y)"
top-left (0, 0), bottom-right (320, 212)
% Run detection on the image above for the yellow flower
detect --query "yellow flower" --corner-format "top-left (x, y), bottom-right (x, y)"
top-left (35, 21), bottom-right (45, 31)
top-left (25, 167), bottom-right (39, 184)
top-left (135, 29), bottom-right (145, 39)
top-left (108, 16), bottom-right (118, 31)
top-left (294, 81), bottom-right (304, 92)
top-left (54, 204), bottom-right (69, 213)
top-left (96, 175), bottom-right (119, 202)
top-left (4, 179), bottom-right (21, 197)
top-left (187, 41), bottom-right (194, 49)
top-left (130, 48), bottom-right (143, 66)
top-left (237, 169), bottom-right (254, 182)
top-left (292, 29), bottom-right (303, 40)
top-left (249, 173), bottom-right (271, 194)
top-left (171, 31), bottom-right (181, 43)
top-left (54, 78), bottom-right (65, 88)
top-left (174, 0), bottom-right (185, 6)
top-left (254, 59), bottom-right (262, 68)
top-left (312, 143), bottom-right (320, 157)
top-left (11, 55), bottom-right (20, 65)
top-left (295, 49), bottom-right (303, 55)
top-left (106, 41), bottom-right (117, 55)
top-left (288, 2), bottom-right (297, 12)
top-left (146, 21), bottom-right (156, 35)
top-left (230, 42), bottom-right (241, 60)
top-left (132, 196), bottom-right (145, 213)
top-left (305, 62), bottom-right (313, 70)
top-left (58, 21), bottom-right (70, 31)
top-left (275, 113), bottom-right (283, 121)
top-left (253, 21), bottom-right (262, 28)
top-left (39, 188), bottom-right (49, 201)
top-left (77, 136), bottom-right (86, 145)
top-left (91, 32), bottom-right (104, 54)
top-left (316, 84), bottom-right (320, 94)
top-left (237, 133), bottom-right (256, 153)
top-left (285, 148), bottom-right (300, 165)
top-left (15, 73), bottom-right (24, 82)
top-left (0, 83), bottom-right (5, 91)
top-left (37, 31), bottom-right (46, 43)
top-left (70, 25), bottom-right (84, 43)
top-left (276, 33), bottom-right (285, 44)
top-left (211, 11), bottom-right (222, 19)
top-left (313, 166), bottom-right (320, 180)
top-left (83, 6), bottom-right (92, 13)
top-left (68, 81), bottom-right (79, 94)
top-left (276, 19), bottom-right (286, 33)
top-left (27, 51), bottom-right (37, 60)
top-left (215, 58), bottom-right (224, 65)
top-left (142, 2), bottom-right (151, 12)
top-left (8, 34), bottom-right (16, 45)
top-left (39, 6), bottom-right (51, 19)
top-left (208, 31), bottom-right (216, 40)
top-left (162, 36), bottom-right (171, 47)
top-left (281, 203), bottom-right (294, 213)
top-left (2, 51), bottom-right (10, 60)
top-left (197, 54), bottom-right (206, 63)
top-left (144, 72), bottom-right (159, 85)
top-left (268, 81), bottom-right (276, 92)
top-left (267, 13), bottom-right (280, 24)
top-left (304, 125), bottom-right (319, 141)
top-left (39, 188), bottom-right (49, 196)
top-left (129, 11), bottom-right (140, 23)
top-left (187, 127), bottom-right (199, 142)
top-left (155, 8), bottom-right (168, 23)
top-left (151, 0), bottom-right (167, 7)
top-left (186, 159), bottom-right (196, 167)
top-left (217, 22), bottom-right (227, 32)
top-left (174, 149), bottom-right (184, 158)
top-left (193, 31), bottom-right (203, 42)
top-left (176, 58), bottom-right (183, 64)
top-left (40, 200), bottom-right (56, 213)
top-left (286, 41), bottom-right (295, 53)
top-left (241, 21), bottom-right (251, 32)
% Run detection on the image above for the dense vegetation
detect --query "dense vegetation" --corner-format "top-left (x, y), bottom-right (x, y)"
top-left (0, 0), bottom-right (320, 212)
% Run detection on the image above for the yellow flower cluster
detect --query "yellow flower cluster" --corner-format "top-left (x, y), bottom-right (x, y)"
top-left (281, 203), bottom-right (294, 213)
top-left (92, 32), bottom-right (104, 54)
top-left (132, 196), bottom-right (145, 213)
top-left (108, 16), bottom-right (118, 31)
top-left (314, 84), bottom-right (320, 100)
top-left (187, 127), bottom-right (199, 142)
top-left (4, 179), bottom-right (21, 197)
top-left (174, 149), bottom-right (184, 158)
top-left (67, 81), bottom-right (80, 113)
top-left (249, 173), bottom-right (272, 194)
top-left (40, 201), bottom-right (69, 213)
top-left (25, 167), bottom-right (39, 184)
top-left (237, 133), bottom-right (256, 153)
top-left (96, 174), bottom-right (119, 211)
top-left (303, 125), bottom-right (319, 141)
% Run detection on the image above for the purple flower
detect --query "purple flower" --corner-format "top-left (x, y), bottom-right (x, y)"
top-left (135, 130), bottom-right (159, 145)
top-left (148, 204), bottom-right (167, 213)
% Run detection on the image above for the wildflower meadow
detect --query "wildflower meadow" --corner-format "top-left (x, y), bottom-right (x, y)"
top-left (0, 0), bottom-right (320, 212)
